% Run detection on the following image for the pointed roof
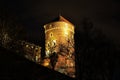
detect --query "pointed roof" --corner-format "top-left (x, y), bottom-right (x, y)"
top-left (51, 15), bottom-right (74, 25)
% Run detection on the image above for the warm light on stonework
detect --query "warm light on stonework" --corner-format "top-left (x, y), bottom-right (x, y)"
top-left (42, 58), bottom-right (50, 67)
top-left (43, 16), bottom-right (75, 78)
top-left (64, 28), bottom-right (68, 35)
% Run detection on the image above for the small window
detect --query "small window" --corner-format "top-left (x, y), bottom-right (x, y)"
top-left (26, 45), bottom-right (29, 47)
top-left (50, 32), bottom-right (53, 37)
top-left (31, 46), bottom-right (34, 48)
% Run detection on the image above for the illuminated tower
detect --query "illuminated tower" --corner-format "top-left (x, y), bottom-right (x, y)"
top-left (43, 16), bottom-right (75, 78)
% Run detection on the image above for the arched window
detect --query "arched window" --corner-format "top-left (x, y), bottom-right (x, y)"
top-left (50, 32), bottom-right (53, 37)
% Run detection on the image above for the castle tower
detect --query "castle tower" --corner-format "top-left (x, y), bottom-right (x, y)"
top-left (43, 16), bottom-right (75, 78)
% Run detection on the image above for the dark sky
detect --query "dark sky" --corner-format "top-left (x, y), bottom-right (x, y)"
top-left (0, 0), bottom-right (119, 44)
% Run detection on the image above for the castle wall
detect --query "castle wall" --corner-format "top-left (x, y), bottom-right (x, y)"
top-left (44, 21), bottom-right (75, 78)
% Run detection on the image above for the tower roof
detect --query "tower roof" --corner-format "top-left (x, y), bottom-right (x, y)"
top-left (51, 16), bottom-right (74, 25)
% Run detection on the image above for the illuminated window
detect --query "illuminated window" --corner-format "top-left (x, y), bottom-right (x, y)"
top-left (35, 47), bottom-right (38, 50)
top-left (26, 45), bottom-right (29, 47)
top-left (49, 24), bottom-right (52, 29)
top-left (31, 46), bottom-right (34, 48)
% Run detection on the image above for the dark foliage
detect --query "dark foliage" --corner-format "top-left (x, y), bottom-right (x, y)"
top-left (75, 18), bottom-right (120, 80)
top-left (0, 46), bottom-right (75, 80)
top-left (0, 14), bottom-right (26, 49)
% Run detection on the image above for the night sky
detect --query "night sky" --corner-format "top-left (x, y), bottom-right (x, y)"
top-left (0, 0), bottom-right (120, 80)
top-left (0, 0), bottom-right (119, 44)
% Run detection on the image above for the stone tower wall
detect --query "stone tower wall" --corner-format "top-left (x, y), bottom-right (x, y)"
top-left (44, 21), bottom-right (75, 78)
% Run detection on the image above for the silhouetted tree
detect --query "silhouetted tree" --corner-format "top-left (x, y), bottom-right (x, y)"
top-left (75, 18), bottom-right (119, 80)
top-left (49, 52), bottom-right (58, 70)
top-left (0, 15), bottom-right (25, 48)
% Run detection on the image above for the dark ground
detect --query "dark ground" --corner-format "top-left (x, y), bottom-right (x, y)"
top-left (0, 46), bottom-right (75, 80)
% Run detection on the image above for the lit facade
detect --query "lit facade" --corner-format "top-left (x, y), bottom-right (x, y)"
top-left (43, 16), bottom-right (75, 78)
top-left (10, 40), bottom-right (41, 63)
top-left (0, 15), bottom-right (76, 78)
